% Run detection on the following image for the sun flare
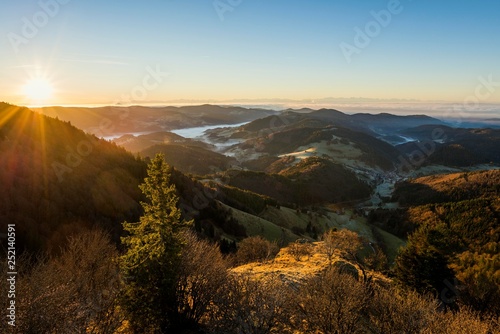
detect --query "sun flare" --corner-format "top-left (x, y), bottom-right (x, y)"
top-left (22, 77), bottom-right (54, 103)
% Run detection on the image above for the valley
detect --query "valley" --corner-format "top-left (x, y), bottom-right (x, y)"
top-left (2, 102), bottom-right (499, 332)
top-left (28, 104), bottom-right (500, 258)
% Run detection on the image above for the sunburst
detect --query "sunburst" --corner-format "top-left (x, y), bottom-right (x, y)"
top-left (22, 77), bottom-right (54, 103)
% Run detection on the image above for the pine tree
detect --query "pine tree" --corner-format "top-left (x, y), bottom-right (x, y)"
top-left (120, 154), bottom-right (192, 332)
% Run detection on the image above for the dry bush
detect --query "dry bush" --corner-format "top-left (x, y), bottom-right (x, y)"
top-left (424, 307), bottom-right (500, 334)
top-left (293, 267), bottom-right (370, 334)
top-left (175, 231), bottom-right (229, 329)
top-left (5, 228), bottom-right (122, 334)
top-left (363, 246), bottom-right (388, 272)
top-left (321, 229), bottom-right (372, 282)
top-left (322, 229), bottom-right (338, 263)
top-left (207, 275), bottom-right (292, 334)
top-left (368, 285), bottom-right (437, 334)
top-left (322, 229), bottom-right (362, 261)
top-left (235, 236), bottom-right (279, 265)
top-left (288, 240), bottom-right (313, 261)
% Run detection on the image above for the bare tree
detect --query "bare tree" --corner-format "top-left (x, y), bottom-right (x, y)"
top-left (424, 306), bottom-right (500, 334)
top-left (6, 229), bottom-right (122, 334)
top-left (368, 285), bottom-right (437, 334)
top-left (288, 240), bottom-right (313, 261)
top-left (322, 229), bottom-right (338, 263)
top-left (235, 236), bottom-right (279, 265)
top-left (208, 275), bottom-right (292, 334)
top-left (293, 267), bottom-right (370, 334)
top-left (175, 231), bottom-right (229, 329)
top-left (321, 229), bottom-right (370, 282)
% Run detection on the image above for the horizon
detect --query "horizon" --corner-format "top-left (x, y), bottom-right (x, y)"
top-left (21, 101), bottom-right (500, 122)
top-left (1, 1), bottom-right (500, 110)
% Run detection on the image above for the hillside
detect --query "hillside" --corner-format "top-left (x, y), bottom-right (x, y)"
top-left (393, 170), bottom-right (500, 206)
top-left (232, 240), bottom-right (389, 284)
top-left (113, 131), bottom-right (212, 153)
top-left (140, 144), bottom-right (237, 175)
top-left (309, 109), bottom-right (445, 136)
top-left (380, 170), bottom-right (500, 313)
top-left (0, 103), bottom-right (146, 252)
top-left (216, 121), bottom-right (400, 171)
top-left (224, 157), bottom-right (371, 206)
top-left (396, 126), bottom-right (500, 166)
top-left (0, 103), bottom-right (307, 253)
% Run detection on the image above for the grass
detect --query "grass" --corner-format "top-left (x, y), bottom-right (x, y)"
top-left (232, 241), bottom-right (392, 286)
top-left (218, 201), bottom-right (299, 243)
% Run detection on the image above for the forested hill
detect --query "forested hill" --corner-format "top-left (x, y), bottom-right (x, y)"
top-left (390, 170), bottom-right (500, 314)
top-left (393, 170), bottom-right (500, 206)
top-left (0, 103), bottom-right (146, 252)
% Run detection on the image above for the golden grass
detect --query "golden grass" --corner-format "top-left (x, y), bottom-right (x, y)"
top-left (232, 241), bottom-right (391, 286)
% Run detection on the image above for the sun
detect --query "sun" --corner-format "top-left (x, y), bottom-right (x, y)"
top-left (22, 77), bottom-right (54, 103)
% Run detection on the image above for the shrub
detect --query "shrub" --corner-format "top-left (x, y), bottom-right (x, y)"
top-left (288, 240), bottom-right (313, 261)
top-left (235, 236), bottom-right (279, 265)
top-left (292, 268), bottom-right (370, 333)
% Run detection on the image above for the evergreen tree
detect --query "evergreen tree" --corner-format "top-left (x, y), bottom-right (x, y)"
top-left (120, 154), bottom-right (192, 332)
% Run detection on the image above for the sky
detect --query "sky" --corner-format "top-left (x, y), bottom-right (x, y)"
top-left (1, 0), bottom-right (500, 110)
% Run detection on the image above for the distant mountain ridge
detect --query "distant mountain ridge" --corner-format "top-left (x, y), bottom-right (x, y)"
top-left (34, 104), bottom-right (279, 137)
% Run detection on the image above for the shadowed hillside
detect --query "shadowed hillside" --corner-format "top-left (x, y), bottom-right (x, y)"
top-left (140, 144), bottom-right (237, 175)
top-left (224, 157), bottom-right (371, 206)
top-left (113, 131), bottom-right (212, 153)
top-left (0, 103), bottom-right (146, 252)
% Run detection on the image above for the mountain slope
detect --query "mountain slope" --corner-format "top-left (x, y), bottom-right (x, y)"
top-left (224, 157), bottom-right (371, 206)
top-left (140, 144), bottom-right (237, 175)
top-left (113, 131), bottom-right (212, 153)
top-left (396, 125), bottom-right (500, 166)
top-left (389, 170), bottom-right (500, 312)
top-left (0, 103), bottom-right (146, 252)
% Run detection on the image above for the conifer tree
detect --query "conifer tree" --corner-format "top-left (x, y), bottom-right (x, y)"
top-left (120, 154), bottom-right (191, 332)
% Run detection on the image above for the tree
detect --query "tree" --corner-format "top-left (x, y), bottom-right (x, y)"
top-left (368, 286), bottom-right (437, 334)
top-left (175, 231), bottom-right (229, 329)
top-left (120, 154), bottom-right (192, 332)
top-left (235, 236), bottom-right (279, 265)
top-left (288, 240), bottom-right (313, 262)
top-left (293, 268), bottom-right (370, 334)
top-left (322, 229), bottom-right (369, 281)
top-left (208, 275), bottom-right (292, 334)
top-left (394, 230), bottom-right (455, 300)
top-left (322, 229), bottom-right (338, 263)
top-left (450, 249), bottom-right (500, 315)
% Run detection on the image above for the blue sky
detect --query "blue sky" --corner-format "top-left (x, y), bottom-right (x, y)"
top-left (1, 0), bottom-right (500, 106)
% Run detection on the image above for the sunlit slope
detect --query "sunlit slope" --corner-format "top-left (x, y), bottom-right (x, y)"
top-left (0, 103), bottom-right (146, 252)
